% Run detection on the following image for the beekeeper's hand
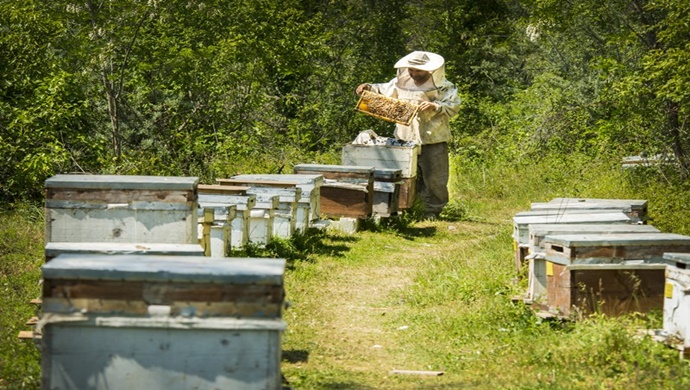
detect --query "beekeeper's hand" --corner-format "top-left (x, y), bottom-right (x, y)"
top-left (419, 101), bottom-right (440, 112)
top-left (356, 84), bottom-right (371, 95)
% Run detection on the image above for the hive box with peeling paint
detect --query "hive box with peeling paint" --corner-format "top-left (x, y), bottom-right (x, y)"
top-left (45, 175), bottom-right (199, 245)
top-left (40, 255), bottom-right (286, 390)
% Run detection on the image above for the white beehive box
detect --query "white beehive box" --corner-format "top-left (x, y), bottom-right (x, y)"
top-left (663, 252), bottom-right (690, 352)
top-left (341, 143), bottom-right (420, 178)
top-left (40, 255), bottom-right (286, 390)
top-left (44, 175), bottom-right (199, 245)
top-left (225, 174), bottom-right (323, 224)
top-left (197, 185), bottom-right (256, 250)
top-left (197, 203), bottom-right (236, 257)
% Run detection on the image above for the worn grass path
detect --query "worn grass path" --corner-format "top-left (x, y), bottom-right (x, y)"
top-left (281, 217), bottom-right (516, 389)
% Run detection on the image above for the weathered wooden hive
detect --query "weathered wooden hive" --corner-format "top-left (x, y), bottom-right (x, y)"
top-left (540, 232), bottom-right (690, 317)
top-left (197, 203), bottom-right (236, 257)
top-left (341, 143), bottom-right (420, 210)
top-left (372, 168), bottom-right (402, 217)
top-left (219, 178), bottom-right (301, 239)
top-left (224, 174), bottom-right (323, 230)
top-left (662, 252), bottom-right (690, 354)
top-left (44, 175), bottom-right (199, 245)
top-left (197, 185), bottom-right (256, 250)
top-left (525, 223), bottom-right (660, 303)
top-left (293, 164), bottom-right (375, 219)
top-left (512, 211), bottom-right (631, 274)
top-left (40, 254), bottom-right (286, 390)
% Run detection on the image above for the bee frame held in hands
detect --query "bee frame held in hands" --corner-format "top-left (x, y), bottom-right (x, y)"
top-left (355, 90), bottom-right (419, 126)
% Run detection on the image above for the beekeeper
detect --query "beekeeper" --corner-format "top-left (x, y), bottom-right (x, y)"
top-left (356, 51), bottom-right (461, 220)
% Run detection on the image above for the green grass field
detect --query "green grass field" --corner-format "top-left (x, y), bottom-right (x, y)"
top-left (2, 154), bottom-right (690, 389)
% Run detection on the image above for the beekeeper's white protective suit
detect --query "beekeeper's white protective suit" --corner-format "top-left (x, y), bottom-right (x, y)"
top-left (366, 51), bottom-right (461, 218)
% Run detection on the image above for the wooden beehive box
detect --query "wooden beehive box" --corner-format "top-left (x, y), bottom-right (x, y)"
top-left (40, 254), bottom-right (286, 389)
top-left (341, 143), bottom-right (420, 210)
top-left (221, 179), bottom-right (301, 239)
top-left (198, 185), bottom-right (256, 250)
top-left (531, 197), bottom-right (648, 223)
top-left (526, 224), bottom-right (660, 302)
top-left (544, 232), bottom-right (690, 265)
top-left (662, 252), bottom-right (690, 352)
top-left (294, 164), bottom-right (374, 219)
top-left (197, 203), bottom-right (236, 257)
top-left (372, 168), bottom-right (401, 217)
top-left (355, 90), bottom-right (419, 125)
top-left (44, 175), bottom-right (199, 245)
top-left (226, 174), bottom-right (323, 225)
top-left (512, 212), bottom-right (631, 275)
top-left (247, 194), bottom-right (279, 246)
top-left (544, 262), bottom-right (666, 317)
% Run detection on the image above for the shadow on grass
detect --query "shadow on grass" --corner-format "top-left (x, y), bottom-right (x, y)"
top-left (282, 349), bottom-right (309, 363)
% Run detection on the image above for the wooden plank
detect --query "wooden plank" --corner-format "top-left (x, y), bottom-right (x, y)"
top-left (390, 370), bottom-right (444, 376)
top-left (18, 331), bottom-right (41, 340)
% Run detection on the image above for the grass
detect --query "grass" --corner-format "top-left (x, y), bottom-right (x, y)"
top-left (2, 151), bottom-right (690, 388)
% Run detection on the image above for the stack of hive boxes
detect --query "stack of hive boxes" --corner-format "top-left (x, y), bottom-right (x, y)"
top-left (38, 174), bottom-right (287, 388)
top-left (515, 197), bottom-right (690, 317)
top-left (341, 142), bottom-right (420, 212)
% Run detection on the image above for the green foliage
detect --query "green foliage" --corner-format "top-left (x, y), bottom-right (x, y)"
top-left (0, 209), bottom-right (43, 389)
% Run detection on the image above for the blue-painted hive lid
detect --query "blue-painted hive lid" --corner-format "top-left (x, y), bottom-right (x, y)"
top-left (45, 174), bottom-right (199, 191)
top-left (42, 254), bottom-right (285, 285)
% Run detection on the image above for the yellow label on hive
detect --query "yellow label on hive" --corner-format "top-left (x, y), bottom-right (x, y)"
top-left (546, 261), bottom-right (554, 276)
top-left (665, 282), bottom-right (674, 299)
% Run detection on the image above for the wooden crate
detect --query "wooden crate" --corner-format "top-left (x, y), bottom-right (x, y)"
top-left (40, 254), bottom-right (286, 389)
top-left (545, 262), bottom-right (666, 317)
top-left (526, 224), bottom-right (660, 302)
top-left (372, 168), bottom-right (401, 217)
top-left (226, 174), bottom-right (323, 224)
top-left (662, 253), bottom-right (690, 351)
top-left (544, 232), bottom-right (690, 265)
top-left (294, 164), bottom-right (374, 219)
top-left (44, 175), bottom-right (199, 245)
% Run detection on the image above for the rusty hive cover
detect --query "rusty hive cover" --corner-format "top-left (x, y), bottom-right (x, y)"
top-left (355, 90), bottom-right (419, 126)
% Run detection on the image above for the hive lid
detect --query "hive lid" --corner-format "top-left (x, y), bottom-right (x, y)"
top-left (42, 254), bottom-right (285, 284)
top-left (663, 252), bottom-right (690, 267)
top-left (543, 232), bottom-right (690, 247)
top-left (45, 174), bottom-right (199, 191)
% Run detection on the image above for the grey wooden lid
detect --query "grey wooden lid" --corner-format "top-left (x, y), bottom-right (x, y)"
top-left (529, 223), bottom-right (659, 236)
top-left (43, 254), bottom-right (285, 284)
top-left (513, 212), bottom-right (630, 225)
top-left (294, 164), bottom-right (374, 174)
top-left (45, 242), bottom-right (205, 258)
top-left (544, 232), bottom-right (690, 247)
top-left (45, 174), bottom-right (199, 190)
top-left (545, 198), bottom-right (647, 209)
top-left (663, 252), bottom-right (690, 266)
